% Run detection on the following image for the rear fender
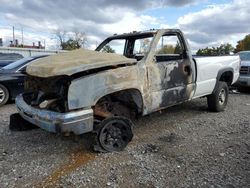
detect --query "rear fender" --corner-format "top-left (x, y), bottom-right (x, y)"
top-left (212, 68), bottom-right (233, 93)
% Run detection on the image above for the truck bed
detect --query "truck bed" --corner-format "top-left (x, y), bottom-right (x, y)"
top-left (193, 55), bottom-right (240, 98)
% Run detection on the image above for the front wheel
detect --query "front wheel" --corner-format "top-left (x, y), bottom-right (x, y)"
top-left (93, 116), bottom-right (134, 152)
top-left (207, 81), bottom-right (229, 112)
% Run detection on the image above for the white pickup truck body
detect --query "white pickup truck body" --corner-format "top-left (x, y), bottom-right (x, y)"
top-left (14, 29), bottom-right (240, 152)
top-left (193, 56), bottom-right (240, 98)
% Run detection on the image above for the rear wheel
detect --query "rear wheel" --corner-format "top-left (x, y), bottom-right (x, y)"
top-left (207, 81), bottom-right (229, 112)
top-left (0, 84), bottom-right (9, 107)
top-left (93, 116), bottom-right (134, 152)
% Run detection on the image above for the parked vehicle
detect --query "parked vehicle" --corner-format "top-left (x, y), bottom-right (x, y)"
top-left (237, 51), bottom-right (250, 88)
top-left (0, 60), bottom-right (15, 68)
top-left (0, 55), bottom-right (48, 106)
top-left (0, 52), bottom-right (24, 67)
top-left (13, 29), bottom-right (240, 152)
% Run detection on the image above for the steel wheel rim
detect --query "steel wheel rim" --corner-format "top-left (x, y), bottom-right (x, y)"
top-left (218, 88), bottom-right (226, 105)
top-left (0, 87), bottom-right (5, 103)
top-left (99, 119), bottom-right (132, 151)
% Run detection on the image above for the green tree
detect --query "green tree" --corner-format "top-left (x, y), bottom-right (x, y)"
top-left (157, 44), bottom-right (175, 54)
top-left (196, 43), bottom-right (234, 56)
top-left (234, 34), bottom-right (250, 53)
top-left (54, 29), bottom-right (87, 50)
top-left (217, 44), bottom-right (234, 55)
top-left (61, 39), bottom-right (81, 50)
top-left (101, 45), bottom-right (115, 53)
top-left (157, 43), bottom-right (182, 55)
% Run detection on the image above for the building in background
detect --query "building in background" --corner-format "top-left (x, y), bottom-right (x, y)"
top-left (9, 39), bottom-right (45, 49)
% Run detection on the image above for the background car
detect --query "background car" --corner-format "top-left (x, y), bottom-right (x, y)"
top-left (237, 51), bottom-right (250, 90)
top-left (0, 55), bottom-right (48, 106)
top-left (0, 60), bottom-right (16, 68)
top-left (0, 52), bottom-right (24, 68)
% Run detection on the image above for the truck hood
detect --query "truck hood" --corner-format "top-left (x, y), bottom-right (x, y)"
top-left (241, 60), bottom-right (250, 66)
top-left (26, 49), bottom-right (136, 78)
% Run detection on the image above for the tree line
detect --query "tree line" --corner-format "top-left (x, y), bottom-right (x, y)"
top-left (54, 29), bottom-right (250, 55)
top-left (196, 34), bottom-right (250, 56)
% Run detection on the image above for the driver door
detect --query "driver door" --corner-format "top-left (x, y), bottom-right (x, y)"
top-left (148, 32), bottom-right (195, 110)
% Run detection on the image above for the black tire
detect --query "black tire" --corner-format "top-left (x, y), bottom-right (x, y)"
top-left (207, 81), bottom-right (229, 112)
top-left (93, 116), bottom-right (134, 152)
top-left (0, 84), bottom-right (9, 107)
top-left (9, 113), bottom-right (38, 131)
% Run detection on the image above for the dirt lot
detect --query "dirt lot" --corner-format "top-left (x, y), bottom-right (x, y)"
top-left (0, 92), bottom-right (249, 188)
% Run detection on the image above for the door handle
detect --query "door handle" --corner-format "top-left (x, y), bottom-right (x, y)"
top-left (184, 65), bottom-right (192, 76)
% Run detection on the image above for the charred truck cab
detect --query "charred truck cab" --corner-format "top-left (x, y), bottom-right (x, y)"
top-left (13, 29), bottom-right (240, 152)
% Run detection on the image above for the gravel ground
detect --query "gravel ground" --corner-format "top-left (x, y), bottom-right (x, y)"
top-left (0, 91), bottom-right (249, 188)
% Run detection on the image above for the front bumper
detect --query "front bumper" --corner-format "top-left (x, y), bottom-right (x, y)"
top-left (15, 94), bottom-right (93, 135)
top-left (236, 75), bottom-right (250, 87)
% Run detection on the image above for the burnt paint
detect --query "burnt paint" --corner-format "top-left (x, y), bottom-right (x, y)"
top-left (144, 30), bottom-right (196, 113)
top-left (163, 59), bottom-right (193, 105)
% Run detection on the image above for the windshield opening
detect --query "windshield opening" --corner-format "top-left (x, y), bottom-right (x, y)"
top-left (97, 33), bottom-right (155, 61)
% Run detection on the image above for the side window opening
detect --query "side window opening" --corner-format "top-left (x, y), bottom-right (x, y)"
top-left (126, 36), bottom-right (153, 61)
top-left (133, 37), bottom-right (153, 55)
top-left (132, 37), bottom-right (153, 61)
top-left (98, 34), bottom-right (154, 61)
top-left (155, 34), bottom-right (184, 62)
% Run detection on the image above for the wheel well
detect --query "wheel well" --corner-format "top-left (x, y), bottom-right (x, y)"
top-left (219, 71), bottom-right (233, 85)
top-left (0, 83), bottom-right (10, 99)
top-left (94, 89), bottom-right (143, 119)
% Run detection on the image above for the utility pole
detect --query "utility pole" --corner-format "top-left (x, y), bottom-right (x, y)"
top-left (44, 39), bottom-right (46, 49)
top-left (161, 36), bottom-right (163, 48)
top-left (21, 27), bottom-right (24, 45)
top-left (12, 26), bottom-right (15, 44)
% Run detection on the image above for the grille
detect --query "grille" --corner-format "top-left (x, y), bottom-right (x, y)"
top-left (240, 66), bottom-right (250, 75)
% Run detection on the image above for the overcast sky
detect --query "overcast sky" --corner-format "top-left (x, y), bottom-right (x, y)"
top-left (0, 0), bottom-right (249, 52)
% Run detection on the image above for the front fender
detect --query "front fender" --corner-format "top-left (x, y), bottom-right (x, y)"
top-left (67, 66), bottom-right (142, 110)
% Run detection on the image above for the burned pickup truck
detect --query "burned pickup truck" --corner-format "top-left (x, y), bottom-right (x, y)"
top-left (11, 29), bottom-right (240, 152)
